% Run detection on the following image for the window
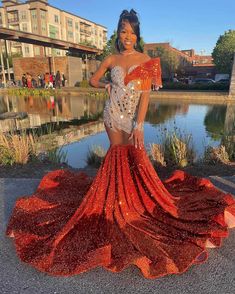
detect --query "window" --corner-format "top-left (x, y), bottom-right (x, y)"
top-left (67, 31), bottom-right (73, 39)
top-left (41, 22), bottom-right (47, 35)
top-left (22, 23), bottom-right (27, 32)
top-left (34, 46), bottom-right (40, 56)
top-left (21, 11), bottom-right (27, 20)
top-left (75, 22), bottom-right (79, 30)
top-left (54, 15), bottom-right (59, 23)
top-left (31, 10), bottom-right (37, 19)
top-left (75, 33), bottom-right (79, 42)
top-left (49, 24), bottom-right (58, 38)
top-left (25, 46), bottom-right (30, 54)
top-left (67, 19), bottom-right (73, 27)
top-left (32, 24), bottom-right (38, 31)
top-left (40, 10), bottom-right (46, 19)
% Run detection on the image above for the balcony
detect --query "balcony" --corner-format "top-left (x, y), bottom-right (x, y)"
top-left (8, 17), bottom-right (19, 23)
top-left (80, 28), bottom-right (91, 36)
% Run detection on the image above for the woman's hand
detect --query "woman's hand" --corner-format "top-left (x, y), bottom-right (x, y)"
top-left (128, 128), bottom-right (144, 149)
top-left (105, 83), bottom-right (112, 96)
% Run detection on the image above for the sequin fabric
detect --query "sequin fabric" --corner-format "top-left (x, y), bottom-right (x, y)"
top-left (103, 58), bottom-right (162, 133)
top-left (124, 57), bottom-right (162, 91)
top-left (103, 65), bottom-right (141, 133)
top-left (6, 145), bottom-right (235, 278)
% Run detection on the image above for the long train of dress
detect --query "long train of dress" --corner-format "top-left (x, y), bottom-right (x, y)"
top-left (6, 144), bottom-right (235, 279)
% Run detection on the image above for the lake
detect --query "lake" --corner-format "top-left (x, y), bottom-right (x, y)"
top-left (0, 94), bottom-right (234, 168)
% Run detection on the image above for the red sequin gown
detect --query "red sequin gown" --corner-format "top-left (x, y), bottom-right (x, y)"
top-left (6, 59), bottom-right (235, 279)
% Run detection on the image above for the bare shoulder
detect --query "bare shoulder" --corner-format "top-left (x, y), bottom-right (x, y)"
top-left (102, 54), bottom-right (124, 69)
top-left (136, 52), bottom-right (151, 63)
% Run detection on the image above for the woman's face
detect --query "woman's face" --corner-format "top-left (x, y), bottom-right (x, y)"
top-left (119, 21), bottom-right (137, 50)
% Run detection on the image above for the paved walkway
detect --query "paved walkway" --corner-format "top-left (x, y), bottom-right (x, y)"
top-left (0, 176), bottom-right (235, 294)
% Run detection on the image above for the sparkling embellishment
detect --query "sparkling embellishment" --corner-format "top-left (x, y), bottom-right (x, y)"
top-left (5, 144), bottom-right (235, 278)
top-left (103, 65), bottom-right (141, 134)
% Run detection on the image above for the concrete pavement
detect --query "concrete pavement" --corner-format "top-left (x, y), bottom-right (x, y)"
top-left (1, 176), bottom-right (235, 294)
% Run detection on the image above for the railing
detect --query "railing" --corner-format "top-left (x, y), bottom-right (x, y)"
top-left (8, 17), bottom-right (19, 23)
top-left (80, 28), bottom-right (91, 36)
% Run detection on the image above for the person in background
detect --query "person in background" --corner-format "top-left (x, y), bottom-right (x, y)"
top-left (22, 74), bottom-right (27, 88)
top-left (6, 9), bottom-right (235, 280)
top-left (55, 70), bottom-right (61, 88)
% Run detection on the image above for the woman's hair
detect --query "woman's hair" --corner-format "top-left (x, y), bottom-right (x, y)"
top-left (115, 9), bottom-right (142, 52)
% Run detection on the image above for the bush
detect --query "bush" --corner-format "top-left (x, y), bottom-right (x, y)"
top-left (162, 82), bottom-right (229, 91)
top-left (0, 132), bottom-right (37, 165)
top-left (204, 145), bottom-right (230, 164)
top-left (75, 80), bottom-right (90, 88)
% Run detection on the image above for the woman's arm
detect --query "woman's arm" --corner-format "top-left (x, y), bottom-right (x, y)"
top-left (89, 55), bottom-right (113, 88)
top-left (129, 91), bottom-right (150, 149)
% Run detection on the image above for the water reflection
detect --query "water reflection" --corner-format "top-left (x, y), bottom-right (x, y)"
top-left (0, 94), bottom-right (235, 168)
top-left (204, 104), bottom-right (235, 140)
top-left (146, 102), bottom-right (189, 124)
top-left (0, 94), bottom-right (105, 132)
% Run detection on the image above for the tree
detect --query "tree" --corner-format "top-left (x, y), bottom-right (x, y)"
top-left (212, 30), bottom-right (235, 74)
top-left (96, 31), bottom-right (118, 61)
top-left (152, 46), bottom-right (180, 80)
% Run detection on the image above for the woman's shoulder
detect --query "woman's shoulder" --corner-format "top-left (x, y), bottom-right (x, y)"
top-left (102, 54), bottom-right (119, 68)
top-left (136, 52), bottom-right (151, 63)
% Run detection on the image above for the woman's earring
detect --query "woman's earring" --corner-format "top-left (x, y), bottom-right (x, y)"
top-left (118, 39), bottom-right (123, 51)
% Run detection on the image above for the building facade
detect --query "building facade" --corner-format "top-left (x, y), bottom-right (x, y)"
top-left (144, 43), bottom-right (216, 79)
top-left (0, 0), bottom-right (107, 58)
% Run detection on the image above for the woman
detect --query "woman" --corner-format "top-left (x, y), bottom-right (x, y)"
top-left (6, 10), bottom-right (235, 279)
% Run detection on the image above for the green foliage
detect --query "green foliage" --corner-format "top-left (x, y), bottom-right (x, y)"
top-left (152, 46), bottom-right (180, 79)
top-left (7, 88), bottom-right (58, 97)
top-left (2, 52), bottom-right (23, 68)
top-left (221, 133), bottom-right (235, 161)
top-left (162, 82), bottom-right (229, 91)
top-left (139, 37), bottom-right (145, 53)
top-left (161, 130), bottom-right (195, 167)
top-left (75, 80), bottom-right (90, 88)
top-left (212, 30), bottom-right (235, 74)
top-left (97, 31), bottom-right (118, 61)
top-left (204, 106), bottom-right (226, 140)
top-left (47, 147), bottom-right (68, 164)
top-left (86, 145), bottom-right (106, 167)
top-left (204, 145), bottom-right (229, 164)
top-left (0, 131), bottom-right (37, 165)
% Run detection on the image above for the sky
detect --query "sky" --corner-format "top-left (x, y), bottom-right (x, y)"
top-left (49, 0), bottom-right (235, 55)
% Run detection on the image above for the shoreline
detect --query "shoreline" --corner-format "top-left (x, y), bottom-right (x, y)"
top-left (1, 87), bottom-right (234, 103)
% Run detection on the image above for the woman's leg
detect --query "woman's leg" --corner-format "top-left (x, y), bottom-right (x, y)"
top-left (105, 125), bottom-right (134, 146)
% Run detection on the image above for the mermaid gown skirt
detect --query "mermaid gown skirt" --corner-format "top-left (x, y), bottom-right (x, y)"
top-left (6, 145), bottom-right (235, 278)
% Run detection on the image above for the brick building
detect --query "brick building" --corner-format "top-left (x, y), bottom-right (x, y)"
top-left (0, 0), bottom-right (107, 57)
top-left (144, 43), bottom-right (216, 79)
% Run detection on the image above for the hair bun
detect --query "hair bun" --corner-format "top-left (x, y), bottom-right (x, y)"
top-left (130, 9), bottom-right (137, 15)
top-left (120, 10), bottom-right (129, 17)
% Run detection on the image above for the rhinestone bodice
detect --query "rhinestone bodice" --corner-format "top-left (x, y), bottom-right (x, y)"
top-left (103, 65), bottom-right (142, 134)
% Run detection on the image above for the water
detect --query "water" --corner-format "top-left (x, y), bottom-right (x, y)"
top-left (0, 94), bottom-right (234, 168)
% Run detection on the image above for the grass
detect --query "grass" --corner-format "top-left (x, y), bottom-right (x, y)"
top-left (0, 128), bottom-right (68, 166)
top-left (86, 145), bottom-right (106, 168)
top-left (7, 88), bottom-right (59, 97)
top-left (153, 126), bottom-right (196, 168)
top-left (0, 131), bottom-right (37, 165)
top-left (0, 122), bottom-right (234, 169)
